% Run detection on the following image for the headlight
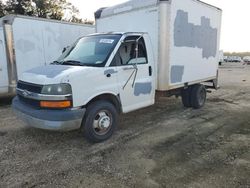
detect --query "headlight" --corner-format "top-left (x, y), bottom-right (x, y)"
top-left (41, 84), bottom-right (72, 95)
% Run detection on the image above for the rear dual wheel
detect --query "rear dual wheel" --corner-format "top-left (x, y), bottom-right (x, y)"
top-left (181, 84), bottom-right (207, 109)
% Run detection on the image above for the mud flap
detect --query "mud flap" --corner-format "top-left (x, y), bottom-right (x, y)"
top-left (212, 69), bottom-right (220, 90)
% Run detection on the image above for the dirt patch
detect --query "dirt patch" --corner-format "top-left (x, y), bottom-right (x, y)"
top-left (0, 131), bottom-right (7, 136)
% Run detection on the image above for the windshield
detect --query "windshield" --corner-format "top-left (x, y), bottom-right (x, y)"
top-left (57, 34), bottom-right (121, 67)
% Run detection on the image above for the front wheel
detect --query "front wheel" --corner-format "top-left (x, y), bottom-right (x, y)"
top-left (81, 100), bottom-right (118, 143)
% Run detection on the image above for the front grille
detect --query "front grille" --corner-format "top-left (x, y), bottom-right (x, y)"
top-left (17, 81), bottom-right (43, 93)
top-left (17, 81), bottom-right (42, 108)
top-left (18, 95), bottom-right (40, 108)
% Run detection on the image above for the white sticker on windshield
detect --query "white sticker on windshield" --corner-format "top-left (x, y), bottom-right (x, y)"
top-left (99, 39), bottom-right (114, 44)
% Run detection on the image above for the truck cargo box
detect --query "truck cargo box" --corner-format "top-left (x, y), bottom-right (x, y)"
top-left (95, 0), bottom-right (222, 91)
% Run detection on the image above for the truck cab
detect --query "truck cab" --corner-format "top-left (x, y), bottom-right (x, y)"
top-left (13, 32), bottom-right (156, 142)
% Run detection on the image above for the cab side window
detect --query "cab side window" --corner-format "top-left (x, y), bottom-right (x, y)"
top-left (110, 36), bottom-right (147, 67)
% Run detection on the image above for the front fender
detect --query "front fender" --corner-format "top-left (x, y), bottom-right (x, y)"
top-left (83, 91), bottom-right (120, 106)
top-left (65, 67), bottom-right (119, 107)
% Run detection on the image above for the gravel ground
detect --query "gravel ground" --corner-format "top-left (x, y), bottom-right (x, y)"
top-left (0, 62), bottom-right (250, 188)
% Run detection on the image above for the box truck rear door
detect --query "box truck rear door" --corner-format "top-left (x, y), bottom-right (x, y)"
top-left (115, 36), bottom-right (155, 113)
top-left (0, 29), bottom-right (8, 91)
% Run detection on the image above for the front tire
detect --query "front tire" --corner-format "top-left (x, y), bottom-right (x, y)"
top-left (82, 100), bottom-right (118, 143)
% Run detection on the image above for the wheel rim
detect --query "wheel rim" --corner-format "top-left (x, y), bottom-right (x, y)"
top-left (198, 88), bottom-right (206, 105)
top-left (92, 110), bottom-right (112, 136)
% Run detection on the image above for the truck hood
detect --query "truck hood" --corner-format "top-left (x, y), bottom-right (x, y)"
top-left (19, 65), bottom-right (90, 85)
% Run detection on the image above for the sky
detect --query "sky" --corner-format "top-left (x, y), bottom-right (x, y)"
top-left (70, 0), bottom-right (249, 52)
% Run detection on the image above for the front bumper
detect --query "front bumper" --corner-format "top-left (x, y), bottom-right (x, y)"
top-left (12, 97), bottom-right (86, 131)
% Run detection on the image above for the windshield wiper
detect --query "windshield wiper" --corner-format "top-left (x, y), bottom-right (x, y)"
top-left (51, 61), bottom-right (62, 65)
top-left (56, 60), bottom-right (101, 67)
top-left (61, 60), bottom-right (83, 66)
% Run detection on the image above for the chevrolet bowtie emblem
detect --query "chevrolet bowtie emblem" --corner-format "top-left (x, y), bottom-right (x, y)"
top-left (22, 90), bottom-right (31, 97)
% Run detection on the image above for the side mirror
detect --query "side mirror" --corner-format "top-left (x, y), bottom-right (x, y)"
top-left (62, 47), bottom-right (67, 54)
top-left (62, 46), bottom-right (69, 54)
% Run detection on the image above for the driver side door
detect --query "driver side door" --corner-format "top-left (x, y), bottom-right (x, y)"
top-left (112, 35), bottom-right (155, 113)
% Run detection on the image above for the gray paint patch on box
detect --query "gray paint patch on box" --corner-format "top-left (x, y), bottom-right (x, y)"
top-left (174, 10), bottom-right (218, 58)
top-left (16, 39), bottom-right (35, 53)
top-left (134, 82), bottom-right (152, 96)
top-left (171, 65), bottom-right (184, 83)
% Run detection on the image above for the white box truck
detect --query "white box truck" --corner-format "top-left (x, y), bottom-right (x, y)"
top-left (12, 0), bottom-right (222, 142)
top-left (0, 15), bottom-right (94, 97)
top-left (219, 50), bottom-right (224, 65)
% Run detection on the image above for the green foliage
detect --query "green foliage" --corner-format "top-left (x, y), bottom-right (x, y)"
top-left (68, 16), bottom-right (94, 25)
top-left (2, 0), bottom-right (93, 24)
top-left (5, 0), bottom-right (33, 15)
top-left (82, 19), bottom-right (94, 25)
top-left (0, 0), bottom-right (5, 17)
top-left (33, 0), bottom-right (66, 20)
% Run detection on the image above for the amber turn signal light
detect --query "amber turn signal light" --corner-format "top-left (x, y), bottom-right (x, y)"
top-left (40, 100), bottom-right (71, 108)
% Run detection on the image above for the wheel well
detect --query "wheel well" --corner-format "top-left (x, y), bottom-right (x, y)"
top-left (86, 94), bottom-right (122, 113)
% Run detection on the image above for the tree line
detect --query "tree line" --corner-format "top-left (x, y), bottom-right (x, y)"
top-left (224, 52), bottom-right (250, 58)
top-left (0, 0), bottom-right (93, 24)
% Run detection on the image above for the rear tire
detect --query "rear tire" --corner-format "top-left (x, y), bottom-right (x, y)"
top-left (81, 100), bottom-right (118, 143)
top-left (190, 84), bottom-right (207, 109)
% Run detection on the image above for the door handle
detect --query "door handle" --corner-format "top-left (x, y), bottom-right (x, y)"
top-left (149, 66), bottom-right (152, 76)
top-left (123, 67), bottom-right (135, 71)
